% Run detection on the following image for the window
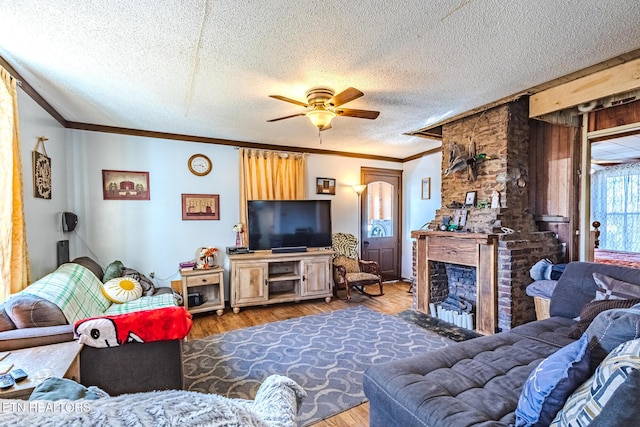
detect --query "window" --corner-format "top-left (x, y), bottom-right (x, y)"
top-left (591, 163), bottom-right (640, 252)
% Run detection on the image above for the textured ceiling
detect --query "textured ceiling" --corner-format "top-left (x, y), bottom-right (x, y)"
top-left (1, 0), bottom-right (640, 159)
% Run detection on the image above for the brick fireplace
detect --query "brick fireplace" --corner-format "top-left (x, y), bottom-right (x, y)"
top-left (412, 97), bottom-right (563, 332)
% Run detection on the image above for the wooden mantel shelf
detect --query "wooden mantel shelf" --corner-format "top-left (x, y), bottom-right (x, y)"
top-left (412, 230), bottom-right (498, 335)
top-left (411, 230), bottom-right (498, 244)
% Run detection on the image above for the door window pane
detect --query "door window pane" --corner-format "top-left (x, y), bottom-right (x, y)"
top-left (366, 181), bottom-right (394, 238)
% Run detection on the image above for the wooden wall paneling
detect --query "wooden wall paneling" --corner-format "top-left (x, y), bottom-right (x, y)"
top-left (588, 99), bottom-right (640, 132)
top-left (529, 120), bottom-right (580, 261)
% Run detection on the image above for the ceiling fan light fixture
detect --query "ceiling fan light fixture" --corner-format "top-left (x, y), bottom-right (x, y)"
top-left (306, 109), bottom-right (336, 129)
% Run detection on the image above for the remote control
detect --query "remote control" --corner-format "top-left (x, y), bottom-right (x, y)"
top-left (0, 374), bottom-right (14, 389)
top-left (10, 368), bottom-right (27, 382)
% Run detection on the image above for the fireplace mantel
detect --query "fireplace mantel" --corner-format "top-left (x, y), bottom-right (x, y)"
top-left (412, 230), bottom-right (498, 335)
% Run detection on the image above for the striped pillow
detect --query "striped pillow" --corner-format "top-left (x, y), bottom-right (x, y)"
top-left (551, 338), bottom-right (640, 426)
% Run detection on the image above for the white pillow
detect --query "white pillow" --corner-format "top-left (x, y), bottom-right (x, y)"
top-left (101, 277), bottom-right (142, 304)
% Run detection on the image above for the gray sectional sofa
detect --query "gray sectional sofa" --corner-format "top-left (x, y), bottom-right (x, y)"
top-left (363, 261), bottom-right (640, 426)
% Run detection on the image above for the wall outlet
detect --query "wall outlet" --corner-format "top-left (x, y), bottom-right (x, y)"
top-left (149, 272), bottom-right (155, 279)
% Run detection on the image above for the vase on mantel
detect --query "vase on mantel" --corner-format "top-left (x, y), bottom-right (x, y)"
top-left (235, 232), bottom-right (241, 246)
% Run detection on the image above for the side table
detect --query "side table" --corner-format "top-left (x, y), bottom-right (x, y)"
top-left (180, 266), bottom-right (225, 315)
top-left (0, 341), bottom-right (83, 400)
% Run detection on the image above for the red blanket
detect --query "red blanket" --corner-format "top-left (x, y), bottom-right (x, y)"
top-left (74, 306), bottom-right (192, 348)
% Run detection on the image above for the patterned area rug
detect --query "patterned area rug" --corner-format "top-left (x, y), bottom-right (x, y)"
top-left (396, 309), bottom-right (483, 342)
top-left (183, 306), bottom-right (451, 426)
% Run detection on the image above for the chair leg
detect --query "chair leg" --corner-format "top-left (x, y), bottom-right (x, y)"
top-left (333, 282), bottom-right (350, 301)
top-left (357, 280), bottom-right (384, 297)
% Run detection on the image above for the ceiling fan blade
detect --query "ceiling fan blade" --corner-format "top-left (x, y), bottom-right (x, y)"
top-left (336, 108), bottom-right (380, 119)
top-left (328, 87), bottom-right (363, 107)
top-left (266, 113), bottom-right (306, 122)
top-left (320, 122), bottom-right (332, 131)
top-left (269, 95), bottom-right (308, 107)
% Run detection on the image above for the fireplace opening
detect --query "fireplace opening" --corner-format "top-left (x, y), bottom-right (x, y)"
top-left (428, 263), bottom-right (477, 330)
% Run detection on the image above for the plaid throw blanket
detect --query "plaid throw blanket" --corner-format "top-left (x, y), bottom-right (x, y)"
top-left (22, 263), bottom-right (111, 323)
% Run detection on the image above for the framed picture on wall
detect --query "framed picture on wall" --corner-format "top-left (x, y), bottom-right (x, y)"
top-left (316, 177), bottom-right (336, 195)
top-left (102, 170), bottom-right (150, 200)
top-left (182, 193), bottom-right (220, 220)
top-left (421, 178), bottom-right (431, 200)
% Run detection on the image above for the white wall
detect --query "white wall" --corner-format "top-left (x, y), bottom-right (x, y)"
top-left (401, 153), bottom-right (443, 278)
top-left (19, 90), bottom-right (72, 281)
top-left (18, 86), bottom-right (441, 293)
top-left (306, 154), bottom-right (400, 236)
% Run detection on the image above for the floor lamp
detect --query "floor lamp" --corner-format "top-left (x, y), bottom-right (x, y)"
top-left (352, 184), bottom-right (367, 256)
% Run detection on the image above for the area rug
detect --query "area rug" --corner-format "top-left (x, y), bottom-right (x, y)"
top-left (182, 306), bottom-right (451, 426)
top-left (396, 309), bottom-right (483, 342)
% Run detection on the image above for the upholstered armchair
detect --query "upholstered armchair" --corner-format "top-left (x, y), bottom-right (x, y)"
top-left (331, 233), bottom-right (384, 300)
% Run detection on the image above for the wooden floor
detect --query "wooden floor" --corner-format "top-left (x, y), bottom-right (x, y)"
top-left (188, 281), bottom-right (414, 427)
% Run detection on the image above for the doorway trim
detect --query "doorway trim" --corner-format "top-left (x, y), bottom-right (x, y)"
top-left (579, 118), bottom-right (640, 260)
top-left (360, 167), bottom-right (403, 281)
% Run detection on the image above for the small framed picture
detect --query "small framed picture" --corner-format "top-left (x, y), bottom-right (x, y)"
top-left (453, 209), bottom-right (468, 228)
top-left (316, 177), bottom-right (336, 195)
top-left (464, 191), bottom-right (477, 207)
top-left (421, 178), bottom-right (431, 200)
top-left (102, 170), bottom-right (150, 200)
top-left (182, 194), bottom-right (220, 220)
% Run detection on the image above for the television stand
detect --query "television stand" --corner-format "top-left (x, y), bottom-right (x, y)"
top-left (228, 249), bottom-right (333, 313)
top-left (272, 246), bottom-right (307, 254)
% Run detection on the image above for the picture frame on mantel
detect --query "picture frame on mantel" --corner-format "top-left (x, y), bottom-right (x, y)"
top-left (464, 191), bottom-right (477, 207)
top-left (316, 177), bottom-right (336, 195)
top-left (421, 178), bottom-right (431, 200)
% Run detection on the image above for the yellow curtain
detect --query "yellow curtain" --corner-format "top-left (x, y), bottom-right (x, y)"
top-left (239, 148), bottom-right (306, 246)
top-left (0, 66), bottom-right (30, 299)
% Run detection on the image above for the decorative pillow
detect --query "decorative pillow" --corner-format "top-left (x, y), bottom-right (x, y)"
top-left (121, 267), bottom-right (155, 296)
top-left (583, 305), bottom-right (640, 368)
top-left (102, 260), bottom-right (124, 283)
top-left (515, 334), bottom-right (592, 427)
top-left (593, 272), bottom-right (640, 301)
top-left (331, 233), bottom-right (359, 259)
top-left (101, 277), bottom-right (142, 304)
top-left (568, 298), bottom-right (640, 338)
top-left (551, 338), bottom-right (640, 426)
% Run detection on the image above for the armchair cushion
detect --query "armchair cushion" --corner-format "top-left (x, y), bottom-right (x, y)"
top-left (347, 272), bottom-right (382, 282)
top-left (333, 255), bottom-right (360, 274)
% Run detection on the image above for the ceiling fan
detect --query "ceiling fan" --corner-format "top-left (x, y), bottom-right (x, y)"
top-left (267, 87), bottom-right (380, 131)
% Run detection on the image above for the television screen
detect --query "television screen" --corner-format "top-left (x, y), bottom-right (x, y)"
top-left (247, 200), bottom-right (332, 251)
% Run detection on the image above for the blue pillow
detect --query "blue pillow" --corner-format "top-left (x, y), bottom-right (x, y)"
top-left (515, 334), bottom-right (592, 427)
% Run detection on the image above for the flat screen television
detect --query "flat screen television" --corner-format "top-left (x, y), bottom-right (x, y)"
top-left (247, 200), bottom-right (332, 251)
